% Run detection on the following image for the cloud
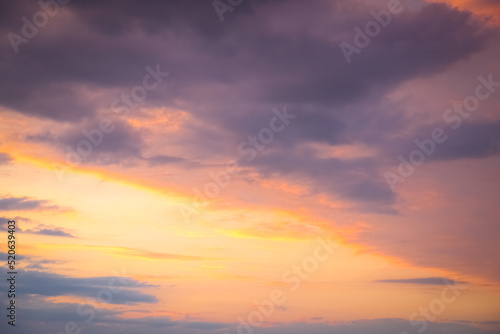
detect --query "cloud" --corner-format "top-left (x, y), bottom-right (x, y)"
top-left (1, 310), bottom-right (498, 334)
top-left (0, 152), bottom-right (12, 164)
top-left (431, 121), bottom-right (500, 161)
top-left (0, 0), bottom-right (492, 125)
top-left (57, 119), bottom-right (144, 164)
top-left (0, 216), bottom-right (74, 238)
top-left (111, 247), bottom-right (216, 261)
top-left (143, 154), bottom-right (185, 166)
top-left (0, 251), bottom-right (65, 271)
top-left (24, 225), bottom-right (76, 238)
top-left (0, 268), bottom-right (158, 305)
top-left (27, 120), bottom-right (187, 166)
top-left (1, 300), bottom-right (121, 324)
top-left (0, 0), bottom-right (495, 212)
top-left (0, 196), bottom-right (69, 212)
top-left (241, 148), bottom-right (398, 210)
top-left (385, 121), bottom-right (500, 162)
top-left (0, 216), bottom-right (28, 231)
top-left (376, 277), bottom-right (467, 285)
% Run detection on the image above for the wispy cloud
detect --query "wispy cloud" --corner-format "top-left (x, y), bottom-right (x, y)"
top-left (0, 196), bottom-right (71, 212)
top-left (24, 225), bottom-right (76, 238)
top-left (376, 277), bottom-right (466, 285)
top-left (0, 152), bottom-right (12, 164)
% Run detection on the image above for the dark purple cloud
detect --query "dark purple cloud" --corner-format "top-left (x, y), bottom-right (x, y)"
top-left (0, 0), bottom-right (496, 211)
top-left (0, 1), bottom-right (492, 120)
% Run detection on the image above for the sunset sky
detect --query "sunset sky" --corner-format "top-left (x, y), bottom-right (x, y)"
top-left (1, 0), bottom-right (500, 333)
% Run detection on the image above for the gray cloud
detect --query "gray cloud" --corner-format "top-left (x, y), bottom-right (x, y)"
top-left (0, 196), bottom-right (68, 212)
top-left (385, 121), bottom-right (500, 162)
top-left (143, 154), bottom-right (186, 166)
top-left (24, 225), bottom-right (76, 238)
top-left (0, 1), bottom-right (491, 121)
top-left (376, 277), bottom-right (467, 285)
top-left (0, 216), bottom-right (75, 238)
top-left (0, 0), bottom-right (496, 211)
top-left (0, 309), bottom-right (497, 334)
top-left (0, 268), bottom-right (158, 305)
top-left (431, 122), bottom-right (500, 161)
top-left (57, 118), bottom-right (144, 165)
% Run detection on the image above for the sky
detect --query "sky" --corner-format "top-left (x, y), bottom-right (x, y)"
top-left (0, 0), bottom-right (500, 333)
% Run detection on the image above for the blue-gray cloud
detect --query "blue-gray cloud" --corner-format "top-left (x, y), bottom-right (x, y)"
top-left (0, 196), bottom-right (68, 212)
top-left (24, 226), bottom-right (76, 238)
top-left (0, 309), bottom-right (497, 334)
top-left (376, 277), bottom-right (467, 285)
top-left (0, 268), bottom-right (158, 305)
